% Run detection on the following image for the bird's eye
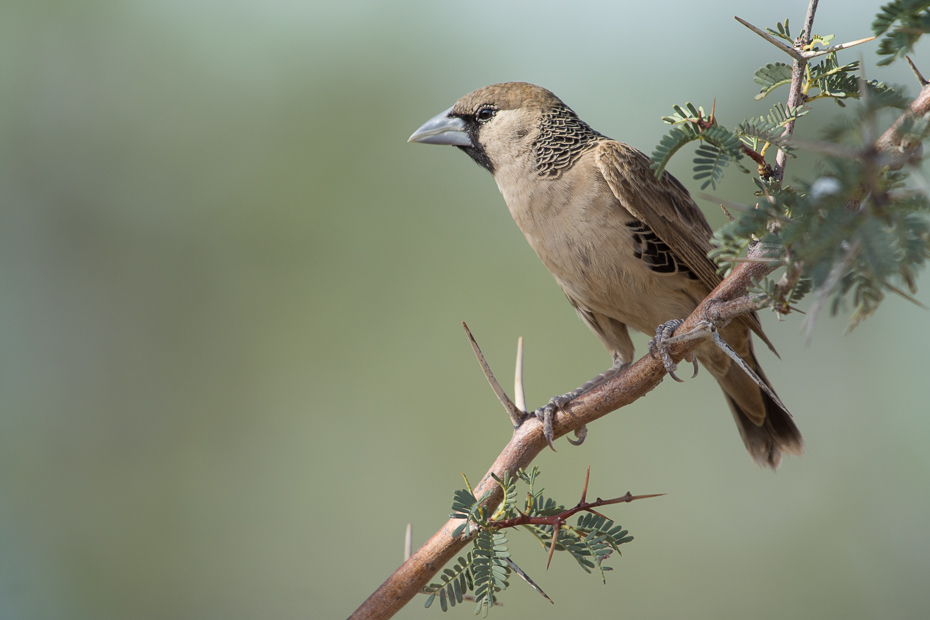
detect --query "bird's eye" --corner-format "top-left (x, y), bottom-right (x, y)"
top-left (476, 107), bottom-right (496, 123)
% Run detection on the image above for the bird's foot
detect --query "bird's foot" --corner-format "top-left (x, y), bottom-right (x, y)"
top-left (530, 359), bottom-right (628, 451)
top-left (533, 394), bottom-right (574, 452)
top-left (648, 319), bottom-right (699, 383)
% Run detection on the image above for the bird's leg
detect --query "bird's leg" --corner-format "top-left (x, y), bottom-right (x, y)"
top-left (531, 354), bottom-right (629, 451)
top-left (648, 319), bottom-right (700, 383)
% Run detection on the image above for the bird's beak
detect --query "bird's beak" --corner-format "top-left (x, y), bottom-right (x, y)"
top-left (407, 106), bottom-right (472, 146)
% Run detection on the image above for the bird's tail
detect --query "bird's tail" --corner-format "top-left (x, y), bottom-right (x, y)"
top-left (713, 340), bottom-right (804, 469)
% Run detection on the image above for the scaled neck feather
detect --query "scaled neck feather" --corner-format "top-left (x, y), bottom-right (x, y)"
top-left (532, 104), bottom-right (605, 179)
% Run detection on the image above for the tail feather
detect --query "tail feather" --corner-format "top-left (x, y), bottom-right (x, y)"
top-left (714, 342), bottom-right (804, 469)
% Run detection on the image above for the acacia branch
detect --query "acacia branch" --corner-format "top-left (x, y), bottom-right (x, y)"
top-left (489, 492), bottom-right (663, 531)
top-left (774, 261), bottom-right (804, 315)
top-left (775, 1), bottom-right (818, 180)
top-left (348, 253), bottom-right (779, 620)
top-left (875, 80), bottom-right (930, 164)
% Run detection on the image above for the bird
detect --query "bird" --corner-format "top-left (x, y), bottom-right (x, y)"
top-left (408, 82), bottom-right (803, 468)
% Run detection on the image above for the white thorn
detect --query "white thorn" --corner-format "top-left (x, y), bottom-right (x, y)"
top-left (514, 337), bottom-right (526, 413)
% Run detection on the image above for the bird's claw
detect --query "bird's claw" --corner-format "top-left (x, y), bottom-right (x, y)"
top-left (532, 403), bottom-right (591, 450)
top-left (533, 394), bottom-right (574, 452)
top-left (528, 357), bottom-right (626, 450)
top-left (649, 319), bottom-right (683, 379)
top-left (566, 425), bottom-right (588, 446)
top-left (649, 319), bottom-right (698, 382)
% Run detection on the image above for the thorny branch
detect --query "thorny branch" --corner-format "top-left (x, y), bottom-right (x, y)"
top-left (773, 0), bottom-right (816, 180)
top-left (485, 470), bottom-right (656, 530)
top-left (482, 467), bottom-right (662, 570)
top-left (876, 80), bottom-right (930, 162)
top-left (774, 261), bottom-right (805, 316)
top-left (349, 245), bottom-right (777, 620)
top-left (350, 3), bottom-right (930, 619)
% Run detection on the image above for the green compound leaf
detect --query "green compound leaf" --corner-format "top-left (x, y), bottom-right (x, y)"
top-left (650, 123), bottom-right (700, 177)
top-left (662, 102), bottom-right (703, 125)
top-left (754, 62), bottom-right (793, 100)
top-left (809, 54), bottom-right (860, 101)
top-left (691, 126), bottom-right (746, 190)
top-left (872, 0), bottom-right (930, 65)
top-left (693, 143), bottom-right (731, 190)
top-left (864, 80), bottom-right (910, 109)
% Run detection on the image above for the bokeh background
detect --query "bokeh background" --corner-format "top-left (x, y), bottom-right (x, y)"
top-left (2, 1), bottom-right (928, 618)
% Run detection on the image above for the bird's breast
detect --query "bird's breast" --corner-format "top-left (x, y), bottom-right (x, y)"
top-left (496, 169), bottom-right (704, 335)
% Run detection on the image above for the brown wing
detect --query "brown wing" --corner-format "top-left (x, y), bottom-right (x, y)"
top-left (594, 140), bottom-right (775, 352)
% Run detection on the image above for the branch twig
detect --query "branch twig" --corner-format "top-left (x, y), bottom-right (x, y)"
top-left (875, 81), bottom-right (930, 166)
top-left (490, 492), bottom-right (662, 531)
top-left (775, 261), bottom-right (804, 314)
top-left (775, 1), bottom-right (818, 181)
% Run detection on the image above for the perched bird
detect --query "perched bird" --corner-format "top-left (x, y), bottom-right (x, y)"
top-left (408, 82), bottom-right (803, 468)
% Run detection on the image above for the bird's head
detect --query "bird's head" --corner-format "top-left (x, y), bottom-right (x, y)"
top-left (408, 82), bottom-right (596, 177)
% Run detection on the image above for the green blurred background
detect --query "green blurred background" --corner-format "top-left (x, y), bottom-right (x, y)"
top-left (1, 1), bottom-right (928, 618)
